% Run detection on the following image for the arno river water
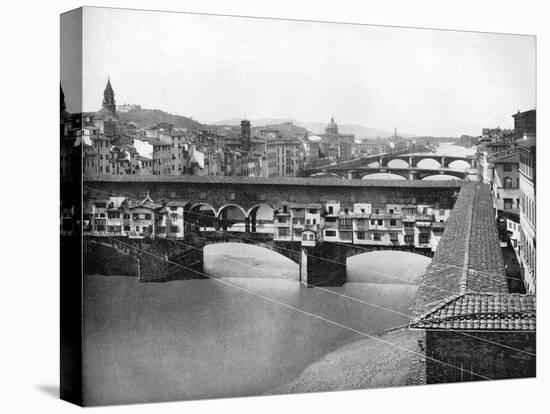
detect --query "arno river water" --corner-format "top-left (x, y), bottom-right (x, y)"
top-left (82, 143), bottom-right (474, 405)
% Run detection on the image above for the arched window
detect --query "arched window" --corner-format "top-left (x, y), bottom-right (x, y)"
top-left (503, 176), bottom-right (513, 188)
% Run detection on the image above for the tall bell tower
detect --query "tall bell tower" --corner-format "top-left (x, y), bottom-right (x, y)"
top-left (102, 77), bottom-right (116, 113)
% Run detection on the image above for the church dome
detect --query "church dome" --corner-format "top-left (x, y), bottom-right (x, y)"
top-left (325, 117), bottom-right (338, 135)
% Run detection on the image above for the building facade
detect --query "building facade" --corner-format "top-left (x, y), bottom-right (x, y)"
top-left (518, 136), bottom-right (536, 293)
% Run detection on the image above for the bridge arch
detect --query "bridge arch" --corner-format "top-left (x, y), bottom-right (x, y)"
top-left (310, 172), bottom-right (346, 179)
top-left (421, 173), bottom-right (463, 181)
top-left (187, 202), bottom-right (217, 231)
top-left (346, 249), bottom-right (432, 284)
top-left (361, 172), bottom-right (408, 180)
top-left (416, 158), bottom-right (442, 169)
top-left (203, 242), bottom-right (300, 280)
top-left (217, 204), bottom-right (248, 232)
top-left (247, 203), bottom-right (275, 234)
top-left (387, 159), bottom-right (410, 168)
top-left (447, 159), bottom-right (471, 171)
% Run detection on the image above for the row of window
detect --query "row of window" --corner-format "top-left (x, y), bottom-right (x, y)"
top-left (521, 193), bottom-right (536, 227)
top-left (519, 153), bottom-right (535, 179)
top-left (324, 230), bottom-right (430, 244)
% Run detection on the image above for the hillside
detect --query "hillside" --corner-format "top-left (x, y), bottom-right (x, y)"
top-left (118, 108), bottom-right (204, 131)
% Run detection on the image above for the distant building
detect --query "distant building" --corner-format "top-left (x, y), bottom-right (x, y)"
top-left (266, 138), bottom-right (303, 177)
top-left (513, 109), bottom-right (536, 138)
top-left (240, 119), bottom-right (251, 152)
top-left (491, 152), bottom-right (521, 212)
top-left (315, 117), bottom-right (355, 161)
top-left (116, 103), bottom-right (141, 113)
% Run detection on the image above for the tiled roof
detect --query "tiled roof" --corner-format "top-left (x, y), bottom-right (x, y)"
top-left (412, 183), bottom-right (508, 318)
top-left (83, 174), bottom-right (465, 189)
top-left (411, 293), bottom-right (535, 331)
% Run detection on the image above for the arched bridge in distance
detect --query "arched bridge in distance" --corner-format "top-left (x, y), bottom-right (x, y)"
top-left (78, 175), bottom-right (495, 287)
top-left (301, 152), bottom-right (476, 180)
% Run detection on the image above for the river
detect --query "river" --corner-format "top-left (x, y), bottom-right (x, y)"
top-left (83, 244), bottom-right (430, 405)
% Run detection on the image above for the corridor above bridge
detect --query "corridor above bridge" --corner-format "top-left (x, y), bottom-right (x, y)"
top-left (83, 174), bottom-right (464, 214)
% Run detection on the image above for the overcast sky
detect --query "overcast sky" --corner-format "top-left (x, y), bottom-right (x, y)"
top-left (62, 7), bottom-right (535, 136)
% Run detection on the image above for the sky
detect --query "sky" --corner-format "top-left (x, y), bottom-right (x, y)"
top-left (61, 7), bottom-right (536, 137)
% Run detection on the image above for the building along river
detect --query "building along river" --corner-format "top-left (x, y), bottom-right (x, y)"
top-left (83, 243), bottom-right (430, 405)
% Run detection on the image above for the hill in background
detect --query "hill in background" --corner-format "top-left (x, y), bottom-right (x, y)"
top-left (118, 107), bottom-right (204, 131)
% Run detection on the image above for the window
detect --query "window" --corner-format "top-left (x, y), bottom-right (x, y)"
top-left (404, 235), bottom-right (414, 244)
top-left (340, 231), bottom-right (353, 240)
top-left (357, 231), bottom-right (366, 240)
top-left (503, 198), bottom-right (513, 210)
top-left (390, 233), bottom-right (399, 241)
top-left (170, 226), bottom-right (179, 233)
top-left (370, 220), bottom-right (375, 225)
top-left (390, 219), bottom-right (397, 226)
top-left (419, 233), bottom-right (430, 244)
top-left (328, 206), bottom-right (334, 214)
top-left (378, 219), bottom-right (383, 225)
top-left (144, 214), bottom-right (151, 220)
top-left (123, 225), bottom-right (130, 231)
top-left (278, 228), bottom-right (290, 238)
top-left (389, 209), bottom-right (394, 214)
top-left (374, 208), bottom-right (380, 214)
top-left (229, 192), bottom-right (236, 201)
top-left (503, 177), bottom-right (513, 188)
top-left (339, 217), bottom-right (352, 226)
top-left (325, 230), bottom-right (337, 237)
top-left (373, 233), bottom-right (381, 241)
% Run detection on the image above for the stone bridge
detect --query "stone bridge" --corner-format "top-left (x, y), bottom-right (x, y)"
top-left (313, 167), bottom-right (469, 180)
top-left (302, 153), bottom-right (476, 179)
top-left (81, 176), bottom-right (467, 286)
top-left (84, 230), bottom-right (433, 286)
top-left (378, 153), bottom-right (476, 169)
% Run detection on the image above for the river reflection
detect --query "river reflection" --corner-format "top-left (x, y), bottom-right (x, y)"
top-left (83, 243), bottom-right (430, 405)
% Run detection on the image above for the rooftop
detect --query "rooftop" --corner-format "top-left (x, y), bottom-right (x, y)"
top-left (83, 174), bottom-right (465, 189)
top-left (492, 152), bottom-right (519, 164)
top-left (411, 293), bottom-right (535, 332)
top-left (412, 183), bottom-right (508, 318)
